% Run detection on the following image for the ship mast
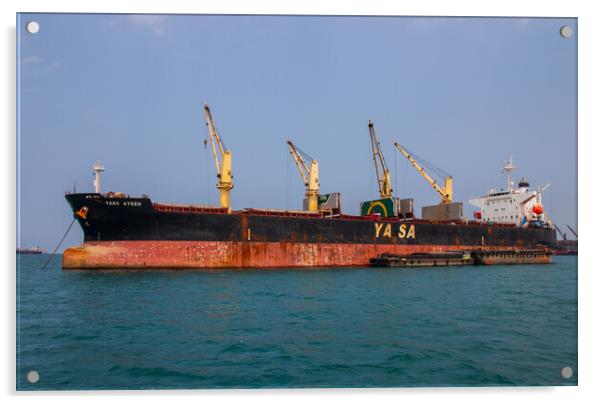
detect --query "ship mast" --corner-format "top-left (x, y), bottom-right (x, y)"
top-left (93, 161), bottom-right (105, 194)
top-left (501, 157), bottom-right (515, 192)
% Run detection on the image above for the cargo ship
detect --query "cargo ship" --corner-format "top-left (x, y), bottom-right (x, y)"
top-left (16, 246), bottom-right (45, 255)
top-left (61, 106), bottom-right (556, 269)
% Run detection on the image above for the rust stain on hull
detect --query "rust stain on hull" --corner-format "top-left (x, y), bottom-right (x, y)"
top-left (61, 241), bottom-right (539, 270)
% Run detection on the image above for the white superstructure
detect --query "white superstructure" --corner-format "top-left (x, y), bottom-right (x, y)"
top-left (469, 158), bottom-right (550, 227)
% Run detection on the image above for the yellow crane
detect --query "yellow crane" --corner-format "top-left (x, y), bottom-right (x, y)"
top-left (286, 140), bottom-right (319, 212)
top-left (203, 104), bottom-right (233, 212)
top-left (368, 120), bottom-right (393, 198)
top-left (393, 142), bottom-right (453, 204)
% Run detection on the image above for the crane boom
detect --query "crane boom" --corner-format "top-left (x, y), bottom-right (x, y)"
top-left (287, 141), bottom-right (310, 184)
top-left (567, 225), bottom-right (578, 239)
top-left (368, 121), bottom-right (392, 198)
top-left (553, 223), bottom-right (567, 241)
top-left (393, 142), bottom-right (453, 204)
top-left (203, 104), bottom-right (233, 212)
top-left (203, 105), bottom-right (225, 172)
top-left (287, 140), bottom-right (319, 212)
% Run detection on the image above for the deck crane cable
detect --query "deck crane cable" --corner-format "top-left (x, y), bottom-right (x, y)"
top-left (204, 138), bottom-right (211, 205)
top-left (292, 144), bottom-right (315, 166)
top-left (368, 135), bottom-right (374, 198)
top-left (285, 142), bottom-right (291, 210)
top-left (394, 147), bottom-right (398, 196)
top-left (402, 145), bottom-right (451, 180)
top-left (394, 142), bottom-right (453, 204)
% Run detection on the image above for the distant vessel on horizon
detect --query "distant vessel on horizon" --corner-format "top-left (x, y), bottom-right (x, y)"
top-left (16, 246), bottom-right (45, 255)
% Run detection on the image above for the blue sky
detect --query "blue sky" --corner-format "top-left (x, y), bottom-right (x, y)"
top-left (17, 14), bottom-right (577, 250)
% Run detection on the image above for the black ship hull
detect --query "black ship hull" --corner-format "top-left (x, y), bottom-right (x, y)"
top-left (63, 193), bottom-right (556, 269)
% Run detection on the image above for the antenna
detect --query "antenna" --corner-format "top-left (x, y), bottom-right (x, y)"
top-left (501, 157), bottom-right (515, 192)
top-left (93, 161), bottom-right (105, 194)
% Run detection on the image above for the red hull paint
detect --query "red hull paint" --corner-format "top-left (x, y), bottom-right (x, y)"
top-left (63, 241), bottom-right (525, 270)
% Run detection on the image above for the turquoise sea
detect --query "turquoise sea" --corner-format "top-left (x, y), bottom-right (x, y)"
top-left (16, 255), bottom-right (577, 390)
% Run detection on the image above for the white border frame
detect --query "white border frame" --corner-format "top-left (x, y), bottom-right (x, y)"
top-left (5, 1), bottom-right (599, 403)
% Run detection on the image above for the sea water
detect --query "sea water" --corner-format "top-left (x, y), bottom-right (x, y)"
top-left (16, 255), bottom-right (577, 390)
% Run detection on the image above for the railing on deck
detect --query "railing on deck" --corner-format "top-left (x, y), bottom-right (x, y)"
top-left (151, 203), bottom-right (539, 230)
top-left (152, 203), bottom-right (229, 215)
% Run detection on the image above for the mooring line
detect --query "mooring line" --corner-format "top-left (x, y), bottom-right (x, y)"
top-left (41, 217), bottom-right (76, 269)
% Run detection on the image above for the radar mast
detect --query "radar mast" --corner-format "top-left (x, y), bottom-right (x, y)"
top-left (501, 157), bottom-right (515, 192)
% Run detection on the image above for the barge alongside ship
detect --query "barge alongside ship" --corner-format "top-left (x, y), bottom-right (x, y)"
top-left (369, 249), bottom-right (551, 268)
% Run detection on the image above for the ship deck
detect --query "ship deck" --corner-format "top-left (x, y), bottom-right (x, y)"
top-left (152, 201), bottom-right (520, 228)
